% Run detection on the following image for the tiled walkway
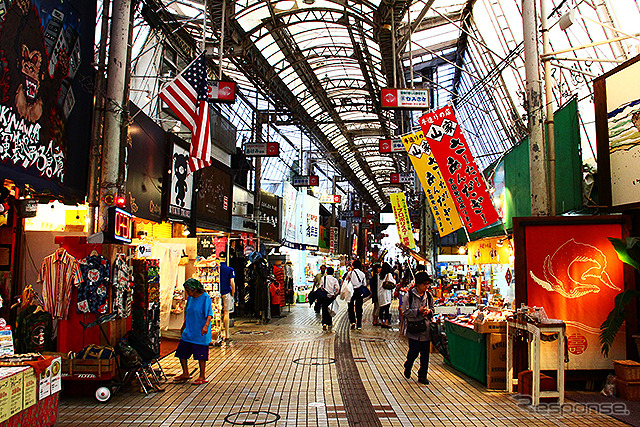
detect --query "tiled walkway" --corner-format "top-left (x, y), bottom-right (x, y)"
top-left (57, 302), bottom-right (627, 426)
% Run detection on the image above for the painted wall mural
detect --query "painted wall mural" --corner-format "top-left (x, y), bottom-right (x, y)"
top-left (0, 0), bottom-right (94, 197)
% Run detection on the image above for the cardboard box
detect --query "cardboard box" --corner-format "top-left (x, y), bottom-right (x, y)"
top-left (517, 370), bottom-right (557, 402)
top-left (474, 320), bottom-right (507, 334)
top-left (486, 333), bottom-right (507, 389)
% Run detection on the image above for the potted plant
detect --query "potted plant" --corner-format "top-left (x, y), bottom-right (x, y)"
top-left (599, 237), bottom-right (640, 359)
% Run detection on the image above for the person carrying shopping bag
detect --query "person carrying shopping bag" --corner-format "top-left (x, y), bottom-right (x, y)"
top-left (401, 271), bottom-right (435, 385)
top-left (320, 267), bottom-right (340, 331)
top-left (378, 262), bottom-right (395, 328)
top-left (346, 260), bottom-right (367, 330)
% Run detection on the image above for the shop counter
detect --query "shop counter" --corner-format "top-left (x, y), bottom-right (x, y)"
top-left (0, 356), bottom-right (61, 427)
top-left (444, 319), bottom-right (486, 383)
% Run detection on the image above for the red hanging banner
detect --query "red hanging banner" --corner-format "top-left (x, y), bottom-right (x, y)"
top-left (418, 106), bottom-right (499, 233)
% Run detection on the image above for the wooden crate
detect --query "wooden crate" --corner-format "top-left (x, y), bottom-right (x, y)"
top-left (44, 352), bottom-right (118, 381)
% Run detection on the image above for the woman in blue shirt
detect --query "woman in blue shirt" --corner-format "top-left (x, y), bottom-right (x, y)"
top-left (174, 278), bottom-right (213, 385)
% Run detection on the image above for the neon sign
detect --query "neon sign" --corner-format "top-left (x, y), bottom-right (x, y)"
top-left (107, 207), bottom-right (133, 244)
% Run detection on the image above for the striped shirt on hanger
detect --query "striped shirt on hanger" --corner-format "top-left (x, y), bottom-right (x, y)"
top-left (38, 248), bottom-right (83, 319)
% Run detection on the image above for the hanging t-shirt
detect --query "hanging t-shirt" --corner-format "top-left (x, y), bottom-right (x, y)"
top-left (181, 292), bottom-right (213, 346)
top-left (38, 248), bottom-right (83, 319)
top-left (78, 254), bottom-right (110, 314)
top-left (14, 305), bottom-right (53, 354)
top-left (113, 254), bottom-right (133, 318)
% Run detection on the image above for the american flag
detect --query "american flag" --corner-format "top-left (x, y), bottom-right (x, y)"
top-left (159, 54), bottom-right (211, 174)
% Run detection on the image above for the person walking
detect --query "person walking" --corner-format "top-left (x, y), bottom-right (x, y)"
top-left (312, 265), bottom-right (326, 314)
top-left (401, 272), bottom-right (435, 385)
top-left (174, 278), bottom-right (213, 385)
top-left (320, 266), bottom-right (340, 331)
top-left (218, 251), bottom-right (235, 345)
top-left (370, 263), bottom-right (381, 326)
top-left (378, 262), bottom-right (395, 328)
top-left (346, 260), bottom-right (367, 330)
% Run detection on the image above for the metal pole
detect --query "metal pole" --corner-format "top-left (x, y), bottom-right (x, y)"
top-left (391, 11), bottom-right (397, 87)
top-left (98, 0), bottom-right (133, 232)
top-left (88, 0), bottom-right (112, 234)
top-left (408, 6), bottom-right (414, 89)
top-left (541, 0), bottom-right (555, 215)
top-left (522, 0), bottom-right (549, 216)
top-left (219, 0), bottom-right (226, 79)
top-left (202, 0), bottom-right (207, 52)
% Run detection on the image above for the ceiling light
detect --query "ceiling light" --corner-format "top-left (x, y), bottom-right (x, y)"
top-left (172, 122), bottom-right (181, 132)
top-left (559, 9), bottom-right (576, 31)
top-left (302, 0), bottom-right (315, 4)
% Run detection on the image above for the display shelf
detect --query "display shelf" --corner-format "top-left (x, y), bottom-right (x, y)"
top-left (192, 257), bottom-right (223, 340)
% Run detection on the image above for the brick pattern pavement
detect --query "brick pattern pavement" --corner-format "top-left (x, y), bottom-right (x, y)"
top-left (57, 301), bottom-right (627, 426)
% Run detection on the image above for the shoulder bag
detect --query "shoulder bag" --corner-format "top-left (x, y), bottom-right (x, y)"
top-left (381, 274), bottom-right (396, 290)
top-left (405, 291), bottom-right (428, 333)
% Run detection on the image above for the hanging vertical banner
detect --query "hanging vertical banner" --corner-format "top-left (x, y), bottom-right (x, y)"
top-left (401, 130), bottom-right (463, 237)
top-left (419, 106), bottom-right (499, 233)
top-left (330, 226), bottom-right (338, 254)
top-left (389, 192), bottom-right (416, 249)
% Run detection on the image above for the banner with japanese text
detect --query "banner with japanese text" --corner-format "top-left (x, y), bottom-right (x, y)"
top-left (389, 192), bottom-right (416, 249)
top-left (401, 130), bottom-right (463, 237)
top-left (419, 106), bottom-right (499, 233)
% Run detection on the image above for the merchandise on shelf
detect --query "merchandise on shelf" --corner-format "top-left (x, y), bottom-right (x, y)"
top-left (192, 256), bottom-right (223, 339)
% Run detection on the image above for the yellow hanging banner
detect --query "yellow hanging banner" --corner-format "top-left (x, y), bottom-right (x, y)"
top-left (389, 192), bottom-right (416, 250)
top-left (401, 130), bottom-right (464, 237)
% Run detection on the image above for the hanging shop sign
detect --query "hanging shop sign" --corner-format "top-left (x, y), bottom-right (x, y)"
top-left (0, 0), bottom-right (96, 198)
top-left (515, 216), bottom-right (628, 370)
top-left (330, 226), bottom-right (338, 255)
top-left (196, 160), bottom-right (233, 231)
top-left (244, 142), bottom-right (280, 157)
top-left (351, 234), bottom-right (358, 257)
top-left (419, 106), bottom-right (499, 233)
top-left (594, 55), bottom-right (640, 208)
top-left (379, 139), bottom-right (405, 153)
top-left (381, 88), bottom-right (430, 109)
top-left (304, 194), bottom-right (320, 250)
top-left (401, 129), bottom-right (463, 237)
top-left (260, 190), bottom-right (280, 241)
top-left (106, 207), bottom-right (133, 244)
top-left (292, 175), bottom-right (319, 187)
top-left (319, 194), bottom-right (341, 204)
top-left (281, 182), bottom-right (299, 246)
top-left (127, 103), bottom-right (164, 223)
top-left (165, 134), bottom-right (193, 221)
top-left (389, 192), bottom-right (416, 250)
top-left (390, 172), bottom-right (414, 184)
top-left (207, 80), bottom-right (237, 103)
top-left (467, 236), bottom-right (512, 265)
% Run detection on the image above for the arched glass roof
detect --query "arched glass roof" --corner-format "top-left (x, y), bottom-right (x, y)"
top-left (128, 0), bottom-right (640, 210)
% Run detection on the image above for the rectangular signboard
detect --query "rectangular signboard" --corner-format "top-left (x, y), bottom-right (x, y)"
top-left (207, 80), bottom-right (236, 103)
top-left (379, 139), bottom-right (405, 153)
top-left (292, 175), bottom-right (319, 187)
top-left (389, 192), bottom-right (416, 249)
top-left (390, 172), bottom-right (414, 184)
top-left (381, 88), bottom-right (431, 109)
top-left (319, 194), bottom-right (341, 204)
top-left (245, 142), bottom-right (280, 157)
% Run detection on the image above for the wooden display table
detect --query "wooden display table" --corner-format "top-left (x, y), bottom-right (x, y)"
top-left (506, 319), bottom-right (566, 405)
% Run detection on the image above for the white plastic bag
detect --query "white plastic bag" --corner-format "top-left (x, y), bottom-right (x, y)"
top-left (329, 299), bottom-right (339, 317)
top-left (340, 280), bottom-right (354, 302)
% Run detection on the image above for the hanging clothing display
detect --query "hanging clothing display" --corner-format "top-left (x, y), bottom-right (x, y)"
top-left (14, 305), bottom-right (53, 354)
top-left (38, 248), bottom-right (83, 319)
top-left (113, 254), bottom-right (133, 318)
top-left (77, 253), bottom-right (111, 314)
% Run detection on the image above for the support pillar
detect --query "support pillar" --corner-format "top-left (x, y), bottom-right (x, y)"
top-left (98, 0), bottom-right (132, 232)
top-left (523, 0), bottom-right (549, 216)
